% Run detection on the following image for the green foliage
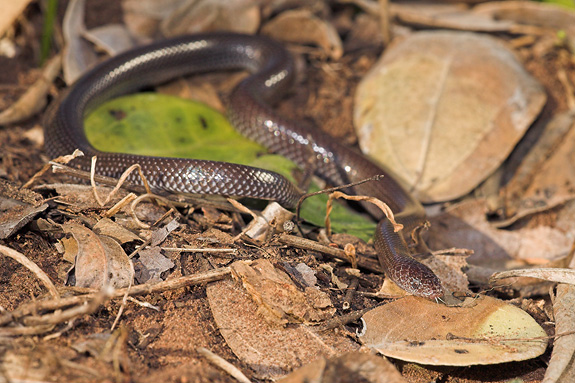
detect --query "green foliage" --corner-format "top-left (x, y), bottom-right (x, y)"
top-left (40, 0), bottom-right (58, 65)
top-left (536, 0), bottom-right (575, 9)
top-left (85, 93), bottom-right (376, 240)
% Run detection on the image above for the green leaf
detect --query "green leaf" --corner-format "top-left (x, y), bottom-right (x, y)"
top-left (85, 93), bottom-right (376, 241)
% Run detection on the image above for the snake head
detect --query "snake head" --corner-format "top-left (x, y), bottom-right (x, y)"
top-left (389, 257), bottom-right (445, 300)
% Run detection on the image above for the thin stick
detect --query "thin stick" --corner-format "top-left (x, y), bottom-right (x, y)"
top-left (24, 149), bottom-right (84, 189)
top-left (277, 234), bottom-right (382, 274)
top-left (314, 307), bottom-right (372, 332)
top-left (0, 244), bottom-right (60, 299)
top-left (0, 267), bottom-right (232, 326)
top-left (378, 0), bottom-right (391, 46)
top-left (197, 348), bottom-right (252, 383)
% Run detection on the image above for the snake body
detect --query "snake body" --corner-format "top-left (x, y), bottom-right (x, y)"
top-left (44, 33), bottom-right (444, 299)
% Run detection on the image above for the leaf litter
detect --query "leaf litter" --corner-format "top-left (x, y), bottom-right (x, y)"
top-left (1, 0), bottom-right (575, 382)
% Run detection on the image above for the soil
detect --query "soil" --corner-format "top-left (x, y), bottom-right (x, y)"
top-left (1, 1), bottom-right (573, 382)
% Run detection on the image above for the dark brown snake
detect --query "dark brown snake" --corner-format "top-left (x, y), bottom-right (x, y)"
top-left (44, 33), bottom-right (444, 299)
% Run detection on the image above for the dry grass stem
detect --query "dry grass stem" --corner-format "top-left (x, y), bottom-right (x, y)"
top-left (325, 190), bottom-right (400, 236)
top-left (90, 157), bottom-right (151, 206)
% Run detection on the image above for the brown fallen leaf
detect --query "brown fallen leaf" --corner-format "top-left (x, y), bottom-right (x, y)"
top-left (93, 218), bottom-right (143, 245)
top-left (231, 259), bottom-right (336, 325)
top-left (206, 277), bottom-right (357, 380)
top-left (359, 295), bottom-right (547, 366)
top-left (62, 222), bottom-right (134, 289)
top-left (491, 268), bottom-right (575, 286)
top-left (542, 284), bottom-right (575, 383)
top-left (262, 8), bottom-right (343, 60)
top-left (0, 0), bottom-right (33, 37)
top-left (0, 179), bottom-right (47, 239)
top-left (83, 23), bottom-right (137, 56)
top-left (134, 246), bottom-right (175, 284)
top-left (277, 351), bottom-right (406, 383)
top-left (427, 199), bottom-right (573, 270)
top-left (473, 1), bottom-right (575, 31)
top-left (392, 3), bottom-right (515, 32)
top-left (354, 31), bottom-right (546, 203)
top-left (500, 111), bottom-right (575, 222)
top-left (160, 0), bottom-right (260, 36)
top-left (62, 0), bottom-right (98, 84)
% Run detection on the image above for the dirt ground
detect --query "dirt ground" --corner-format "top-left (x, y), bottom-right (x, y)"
top-left (1, 1), bottom-right (574, 382)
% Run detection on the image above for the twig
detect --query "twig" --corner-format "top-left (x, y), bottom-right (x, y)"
top-left (0, 267), bottom-right (232, 327)
top-left (0, 244), bottom-right (59, 299)
top-left (160, 247), bottom-right (237, 254)
top-left (23, 287), bottom-right (111, 326)
top-left (197, 348), bottom-right (252, 383)
top-left (378, 0), bottom-right (391, 46)
top-left (23, 149), bottom-right (84, 189)
top-left (314, 307), bottom-right (372, 332)
top-left (277, 234), bottom-right (382, 273)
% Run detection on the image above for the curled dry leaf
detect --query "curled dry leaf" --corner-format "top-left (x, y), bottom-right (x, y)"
top-left (93, 218), bottom-right (143, 244)
top-left (491, 268), bottom-right (575, 286)
top-left (354, 31), bottom-right (546, 203)
top-left (426, 199), bottom-right (574, 270)
top-left (0, 180), bottom-right (47, 239)
top-left (83, 24), bottom-right (137, 56)
top-left (542, 284), bottom-right (575, 383)
top-left (277, 351), bottom-right (406, 383)
top-left (122, 0), bottom-right (184, 38)
top-left (503, 112), bottom-right (575, 222)
top-left (150, 218), bottom-right (180, 246)
top-left (207, 262), bottom-right (357, 380)
top-left (134, 246), bottom-right (175, 284)
top-left (62, 0), bottom-right (98, 84)
top-left (160, 0), bottom-right (260, 36)
top-left (231, 259), bottom-right (335, 325)
top-left (391, 3), bottom-right (515, 32)
top-left (62, 222), bottom-right (134, 289)
top-left (262, 8), bottom-right (343, 60)
top-left (244, 202), bottom-right (294, 241)
top-left (359, 295), bottom-right (547, 366)
top-left (473, 1), bottom-right (575, 31)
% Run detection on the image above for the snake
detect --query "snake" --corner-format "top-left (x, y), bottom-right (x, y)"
top-left (44, 33), bottom-right (444, 299)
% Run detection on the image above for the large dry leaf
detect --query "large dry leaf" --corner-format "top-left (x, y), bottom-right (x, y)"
top-left (207, 276), bottom-right (357, 380)
top-left (501, 111), bottom-right (575, 221)
top-left (354, 31), bottom-right (546, 203)
top-left (426, 199), bottom-right (573, 269)
top-left (359, 295), bottom-right (547, 365)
